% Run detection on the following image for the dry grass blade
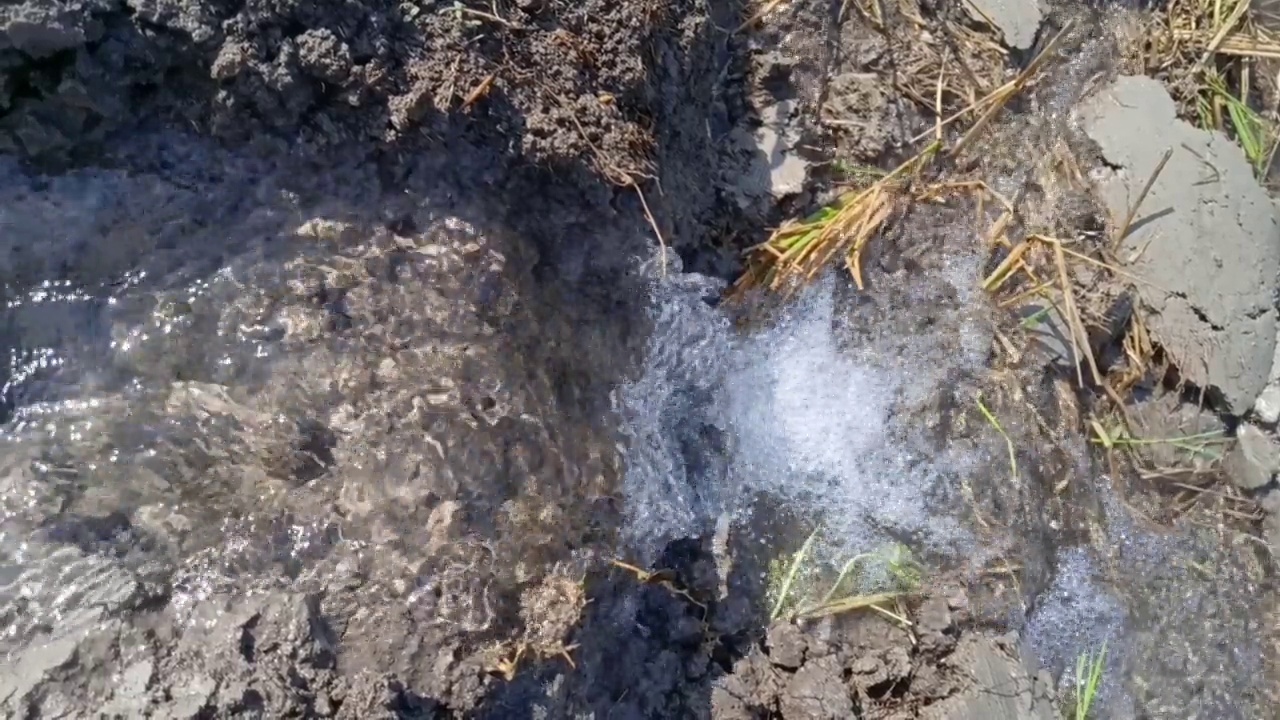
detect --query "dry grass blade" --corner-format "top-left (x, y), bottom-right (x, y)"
top-left (1112, 148), bottom-right (1172, 252)
top-left (1200, 0), bottom-right (1251, 63)
top-left (1111, 310), bottom-right (1157, 393)
top-left (1053, 239), bottom-right (1103, 388)
top-left (798, 591), bottom-right (906, 619)
top-left (997, 238), bottom-right (1087, 385)
top-left (734, 142), bottom-right (940, 294)
top-left (1213, 33), bottom-right (1280, 58)
top-left (771, 528), bottom-right (820, 620)
top-left (632, 183), bottom-right (669, 276)
top-left (948, 20), bottom-right (1074, 157)
top-left (981, 240), bottom-right (1030, 292)
top-left (986, 210), bottom-right (1014, 246)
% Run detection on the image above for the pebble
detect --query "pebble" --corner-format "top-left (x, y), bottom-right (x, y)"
top-left (1225, 422), bottom-right (1280, 490)
top-left (1254, 384), bottom-right (1280, 425)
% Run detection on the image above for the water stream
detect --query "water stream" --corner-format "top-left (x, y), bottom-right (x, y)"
top-left (0, 18), bottom-right (1274, 714)
top-left (618, 247), bottom-right (1271, 718)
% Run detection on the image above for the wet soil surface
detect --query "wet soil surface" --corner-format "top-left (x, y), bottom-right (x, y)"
top-left (1, 0), bottom-right (1276, 718)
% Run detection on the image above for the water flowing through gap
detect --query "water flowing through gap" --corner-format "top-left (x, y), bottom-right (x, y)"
top-left (0, 152), bottom-right (1269, 720)
top-left (617, 252), bottom-right (989, 564)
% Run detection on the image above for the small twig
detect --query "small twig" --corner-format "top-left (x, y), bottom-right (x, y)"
top-left (1111, 148), bottom-right (1173, 253)
top-left (609, 558), bottom-right (707, 611)
top-left (935, 49), bottom-right (947, 142)
top-left (736, 0), bottom-right (789, 33)
top-left (461, 73), bottom-right (497, 109)
top-left (632, 183), bottom-right (668, 278)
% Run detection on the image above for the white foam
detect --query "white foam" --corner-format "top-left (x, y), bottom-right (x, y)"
top-left (718, 280), bottom-right (976, 559)
top-left (1023, 546), bottom-right (1129, 713)
top-left (613, 253), bottom-right (736, 553)
top-left (618, 257), bottom-right (989, 564)
top-left (722, 285), bottom-right (892, 490)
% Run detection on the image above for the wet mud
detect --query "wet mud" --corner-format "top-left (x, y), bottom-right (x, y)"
top-left (0, 0), bottom-right (1277, 718)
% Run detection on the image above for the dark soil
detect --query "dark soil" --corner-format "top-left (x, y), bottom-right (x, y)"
top-left (0, 0), bottom-right (770, 269)
top-left (2, 0), bottom-right (1273, 718)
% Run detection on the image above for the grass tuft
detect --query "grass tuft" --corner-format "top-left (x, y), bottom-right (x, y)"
top-left (734, 143), bottom-right (937, 295)
top-left (766, 529), bottom-right (921, 626)
top-left (770, 527), bottom-right (821, 620)
top-left (1073, 641), bottom-right (1108, 720)
top-left (1199, 69), bottom-right (1277, 175)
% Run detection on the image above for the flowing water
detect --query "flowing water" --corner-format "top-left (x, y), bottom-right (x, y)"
top-left (619, 253), bottom-right (992, 563)
top-left (619, 248), bottom-right (1272, 718)
top-left (0, 15), bottom-right (1275, 715)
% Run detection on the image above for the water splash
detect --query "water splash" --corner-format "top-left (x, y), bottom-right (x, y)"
top-left (614, 253), bottom-right (735, 554)
top-left (719, 279), bottom-right (976, 560)
top-left (617, 254), bottom-right (988, 563)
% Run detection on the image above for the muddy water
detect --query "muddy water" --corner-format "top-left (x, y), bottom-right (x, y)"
top-left (0, 145), bottom-right (1271, 718)
top-left (0, 139), bottom-right (659, 716)
top-left (0, 10), bottom-right (1274, 720)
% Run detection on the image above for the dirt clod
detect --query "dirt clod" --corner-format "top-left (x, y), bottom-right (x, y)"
top-left (779, 655), bottom-right (853, 719)
top-left (1078, 75), bottom-right (1280, 414)
top-left (766, 622), bottom-right (808, 669)
top-left (717, 590), bottom-right (1056, 720)
top-left (1227, 421), bottom-right (1280, 490)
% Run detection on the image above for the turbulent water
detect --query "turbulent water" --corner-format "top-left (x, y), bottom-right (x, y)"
top-left (617, 248), bottom-right (1272, 718)
top-left (618, 256), bottom-right (991, 566)
top-left (0, 143), bottom-right (658, 715)
top-left (0, 67), bottom-right (1274, 716)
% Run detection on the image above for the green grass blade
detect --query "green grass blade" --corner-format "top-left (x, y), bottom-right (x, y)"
top-left (771, 528), bottom-right (820, 621)
top-left (1074, 641), bottom-right (1108, 720)
top-left (976, 394), bottom-right (1018, 483)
